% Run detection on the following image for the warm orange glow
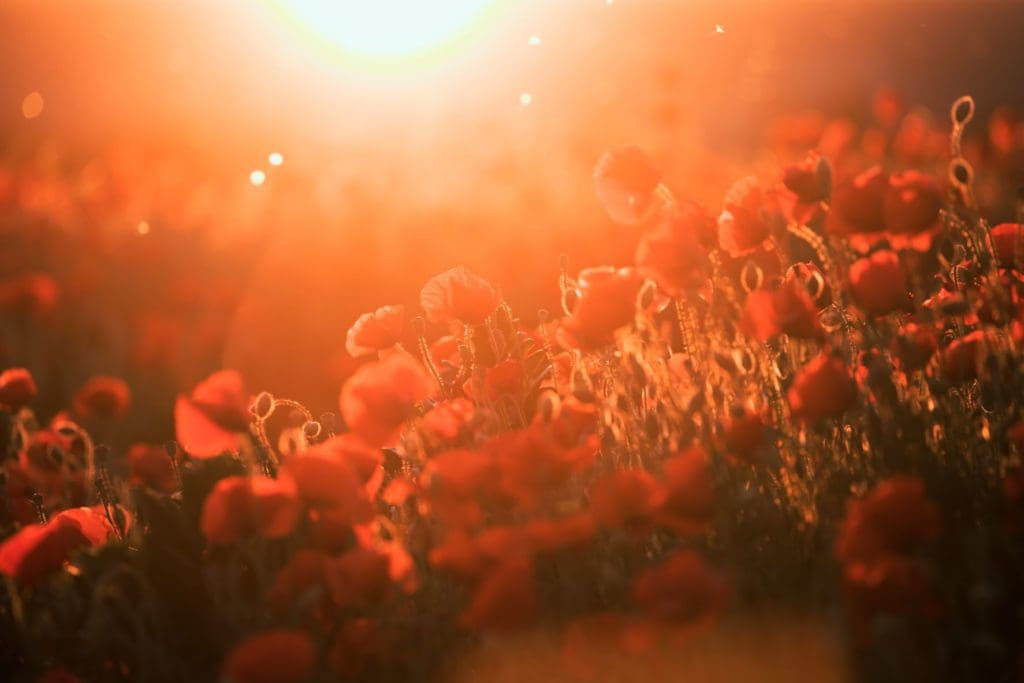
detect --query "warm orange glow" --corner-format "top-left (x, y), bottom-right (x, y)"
top-left (265, 0), bottom-right (506, 69)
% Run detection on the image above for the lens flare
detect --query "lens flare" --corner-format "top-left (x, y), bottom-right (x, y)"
top-left (266, 0), bottom-right (506, 69)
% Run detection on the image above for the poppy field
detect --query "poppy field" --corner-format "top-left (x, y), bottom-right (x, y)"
top-left (3, 2), bottom-right (1024, 682)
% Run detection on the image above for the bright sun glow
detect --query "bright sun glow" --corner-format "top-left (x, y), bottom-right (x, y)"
top-left (268, 0), bottom-right (504, 67)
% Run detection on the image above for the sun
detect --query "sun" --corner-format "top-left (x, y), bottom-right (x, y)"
top-left (267, 0), bottom-right (507, 69)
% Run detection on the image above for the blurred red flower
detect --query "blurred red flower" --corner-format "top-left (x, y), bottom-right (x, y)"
top-left (721, 407), bottom-right (769, 465)
top-left (421, 397), bottom-right (475, 442)
top-left (593, 146), bottom-right (663, 225)
top-left (848, 250), bottom-right (909, 317)
top-left (939, 330), bottom-right (989, 383)
top-left (990, 223), bottom-right (1024, 269)
top-left (0, 368), bottom-right (36, 411)
top-left (222, 630), bottom-right (314, 683)
top-left (345, 305), bottom-right (405, 357)
top-left (835, 476), bottom-right (940, 566)
top-left (718, 176), bottom-right (777, 256)
top-left (890, 323), bottom-right (938, 372)
top-left (127, 443), bottom-right (177, 493)
top-left (460, 555), bottom-right (538, 631)
top-left (339, 353), bottom-right (431, 447)
top-left (825, 166), bottom-right (888, 237)
top-left (0, 515), bottom-right (91, 586)
top-left (200, 475), bottom-right (301, 545)
top-left (420, 266), bottom-right (500, 325)
top-left (589, 470), bottom-right (665, 530)
top-left (741, 279), bottom-right (823, 342)
top-left (560, 267), bottom-right (641, 350)
top-left (279, 449), bottom-right (375, 525)
top-left (780, 154), bottom-right (829, 224)
top-left (324, 546), bottom-right (393, 609)
top-left (787, 353), bottom-right (858, 421)
top-left (174, 370), bottom-right (251, 458)
top-left (0, 272), bottom-right (58, 319)
top-left (72, 375), bottom-right (131, 419)
top-left (654, 447), bottom-right (714, 535)
top-left (634, 203), bottom-right (712, 297)
top-left (631, 550), bottom-right (728, 625)
top-left (882, 170), bottom-right (943, 247)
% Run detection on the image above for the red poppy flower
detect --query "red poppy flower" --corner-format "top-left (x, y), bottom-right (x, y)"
top-left (740, 279), bottom-right (823, 342)
top-left (421, 398), bottom-right (475, 442)
top-left (486, 423), bottom-right (598, 507)
top-left (345, 305), bottom-right (405, 357)
top-left (324, 546), bottom-right (393, 608)
top-left (526, 513), bottom-right (596, 553)
top-left (835, 476), bottom-right (940, 566)
top-left (717, 176), bottom-right (778, 255)
top-left (939, 331), bottom-right (989, 383)
top-left (127, 443), bottom-right (177, 493)
top-left (18, 430), bottom-right (75, 499)
top-left (842, 554), bottom-right (941, 645)
top-left (0, 515), bottom-right (91, 586)
top-left (279, 450), bottom-right (375, 524)
top-left (634, 204), bottom-right (712, 297)
top-left (787, 353), bottom-right (858, 422)
top-left (593, 146), bottom-right (663, 225)
top-left (309, 434), bottom-right (383, 485)
top-left (267, 549), bottom-right (330, 617)
top-left (460, 555), bottom-right (538, 631)
top-left (429, 531), bottom-right (493, 582)
top-left (882, 171), bottom-right (943, 244)
top-left (721, 407), bottom-right (769, 465)
top-left (200, 476), bottom-right (301, 545)
top-left (423, 448), bottom-right (496, 499)
top-left (825, 166), bottom-right (888, 237)
top-left (0, 368), bottom-right (36, 411)
top-left (589, 470), bottom-right (665, 530)
top-left (990, 223), bottom-right (1024, 269)
top-left (174, 370), bottom-right (251, 458)
top-left (339, 353), bottom-right (431, 447)
top-left (890, 323), bottom-right (938, 372)
top-left (780, 154), bottom-right (829, 224)
top-left (654, 447), bottom-right (714, 535)
top-left (848, 250), bottom-right (910, 317)
top-left (631, 550), bottom-right (728, 624)
top-left (420, 266), bottom-right (500, 325)
top-left (559, 267), bottom-right (642, 350)
top-left (222, 630), bottom-right (314, 683)
top-left (51, 505), bottom-right (128, 545)
top-left (0, 272), bottom-right (58, 319)
top-left (72, 375), bottom-right (131, 419)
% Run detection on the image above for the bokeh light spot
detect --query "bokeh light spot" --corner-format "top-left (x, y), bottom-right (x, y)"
top-left (21, 91), bottom-right (44, 119)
